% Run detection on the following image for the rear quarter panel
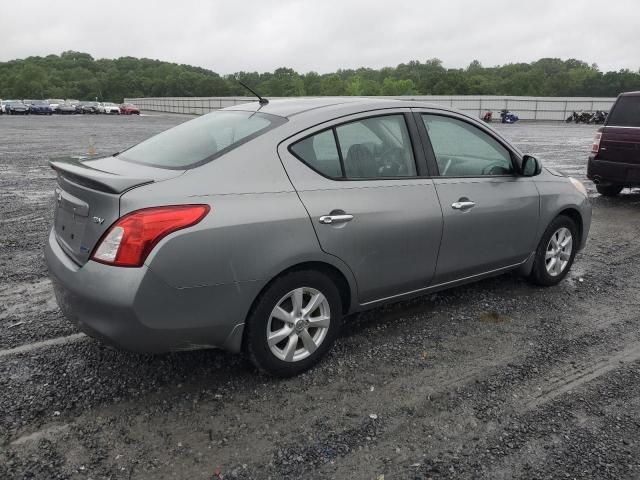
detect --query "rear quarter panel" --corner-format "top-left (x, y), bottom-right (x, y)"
top-left (119, 133), bottom-right (358, 309)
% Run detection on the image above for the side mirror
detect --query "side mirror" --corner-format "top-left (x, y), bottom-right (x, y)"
top-left (521, 155), bottom-right (542, 176)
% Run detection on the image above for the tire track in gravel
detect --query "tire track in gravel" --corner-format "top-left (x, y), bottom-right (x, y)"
top-left (306, 314), bottom-right (640, 479)
top-left (523, 341), bottom-right (640, 411)
top-left (430, 360), bottom-right (640, 480)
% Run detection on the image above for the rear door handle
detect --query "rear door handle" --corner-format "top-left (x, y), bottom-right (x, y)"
top-left (319, 214), bottom-right (354, 225)
top-left (451, 201), bottom-right (476, 211)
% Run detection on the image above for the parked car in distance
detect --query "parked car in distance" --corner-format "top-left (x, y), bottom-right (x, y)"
top-left (0, 99), bottom-right (4, 114)
top-left (28, 100), bottom-right (53, 115)
top-left (101, 102), bottom-right (121, 114)
top-left (120, 103), bottom-right (140, 115)
top-left (46, 99), bottom-right (65, 113)
top-left (46, 98), bottom-right (591, 377)
top-left (81, 101), bottom-right (101, 114)
top-left (56, 102), bottom-right (78, 114)
top-left (4, 100), bottom-right (30, 114)
top-left (588, 91), bottom-right (640, 196)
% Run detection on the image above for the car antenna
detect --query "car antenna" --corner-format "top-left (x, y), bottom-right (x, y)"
top-left (238, 81), bottom-right (269, 105)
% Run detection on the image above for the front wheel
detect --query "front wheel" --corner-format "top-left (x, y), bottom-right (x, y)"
top-left (596, 184), bottom-right (623, 197)
top-left (244, 270), bottom-right (342, 377)
top-left (529, 215), bottom-right (578, 286)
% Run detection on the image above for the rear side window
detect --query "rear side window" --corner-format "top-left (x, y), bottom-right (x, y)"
top-left (289, 130), bottom-right (342, 177)
top-left (607, 96), bottom-right (640, 127)
top-left (119, 111), bottom-right (285, 169)
top-left (289, 114), bottom-right (417, 179)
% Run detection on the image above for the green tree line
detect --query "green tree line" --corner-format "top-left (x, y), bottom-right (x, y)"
top-left (1, 51), bottom-right (639, 102)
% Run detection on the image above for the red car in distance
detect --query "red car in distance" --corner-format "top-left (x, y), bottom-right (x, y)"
top-left (120, 103), bottom-right (140, 115)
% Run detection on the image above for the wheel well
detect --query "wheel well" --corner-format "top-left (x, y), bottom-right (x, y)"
top-left (246, 261), bottom-right (352, 320)
top-left (557, 208), bottom-right (583, 244)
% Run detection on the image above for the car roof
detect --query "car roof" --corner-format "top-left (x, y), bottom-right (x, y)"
top-left (620, 91), bottom-right (640, 97)
top-left (224, 97), bottom-right (448, 119)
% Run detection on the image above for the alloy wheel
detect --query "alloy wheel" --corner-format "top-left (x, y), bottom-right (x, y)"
top-left (266, 287), bottom-right (331, 362)
top-left (545, 227), bottom-right (573, 276)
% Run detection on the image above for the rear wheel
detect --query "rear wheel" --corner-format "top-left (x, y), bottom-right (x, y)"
top-left (529, 215), bottom-right (578, 286)
top-left (596, 184), bottom-right (623, 197)
top-left (244, 270), bottom-right (342, 377)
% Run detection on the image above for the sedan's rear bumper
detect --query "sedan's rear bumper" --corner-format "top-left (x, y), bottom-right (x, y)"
top-left (45, 229), bottom-right (253, 353)
top-left (587, 156), bottom-right (640, 186)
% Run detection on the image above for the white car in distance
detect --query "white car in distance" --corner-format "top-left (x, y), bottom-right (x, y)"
top-left (102, 102), bottom-right (121, 114)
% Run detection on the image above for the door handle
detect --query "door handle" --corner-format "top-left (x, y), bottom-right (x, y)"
top-left (451, 201), bottom-right (476, 211)
top-left (319, 214), bottom-right (354, 225)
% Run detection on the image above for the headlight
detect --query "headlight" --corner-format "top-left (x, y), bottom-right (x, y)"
top-left (569, 177), bottom-right (588, 197)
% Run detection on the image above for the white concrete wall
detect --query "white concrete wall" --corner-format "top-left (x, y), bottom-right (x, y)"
top-left (124, 95), bottom-right (617, 121)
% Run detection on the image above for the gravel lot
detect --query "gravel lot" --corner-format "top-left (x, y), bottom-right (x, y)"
top-left (2, 114), bottom-right (640, 479)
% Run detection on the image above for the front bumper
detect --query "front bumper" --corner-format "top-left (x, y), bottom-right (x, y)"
top-left (45, 229), bottom-right (253, 353)
top-left (587, 156), bottom-right (640, 186)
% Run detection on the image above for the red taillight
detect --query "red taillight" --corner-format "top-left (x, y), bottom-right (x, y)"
top-left (591, 132), bottom-right (602, 154)
top-left (91, 205), bottom-right (210, 267)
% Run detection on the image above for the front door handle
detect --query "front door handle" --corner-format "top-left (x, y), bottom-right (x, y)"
top-left (451, 201), bottom-right (476, 211)
top-left (319, 214), bottom-right (354, 225)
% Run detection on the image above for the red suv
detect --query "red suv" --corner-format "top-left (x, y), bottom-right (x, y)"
top-left (588, 91), bottom-right (640, 196)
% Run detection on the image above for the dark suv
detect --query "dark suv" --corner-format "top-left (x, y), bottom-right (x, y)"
top-left (587, 91), bottom-right (640, 196)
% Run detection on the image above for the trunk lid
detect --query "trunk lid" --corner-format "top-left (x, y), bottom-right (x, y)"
top-left (50, 155), bottom-right (183, 265)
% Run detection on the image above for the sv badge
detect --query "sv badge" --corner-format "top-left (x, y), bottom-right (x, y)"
top-left (92, 216), bottom-right (105, 225)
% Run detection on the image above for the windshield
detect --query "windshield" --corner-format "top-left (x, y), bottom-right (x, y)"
top-left (607, 96), bottom-right (640, 127)
top-left (119, 110), bottom-right (286, 169)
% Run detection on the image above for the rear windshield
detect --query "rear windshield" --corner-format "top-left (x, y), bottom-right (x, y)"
top-left (607, 96), bottom-right (640, 127)
top-left (119, 110), bottom-right (285, 169)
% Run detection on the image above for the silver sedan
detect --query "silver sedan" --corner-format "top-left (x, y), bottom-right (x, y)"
top-left (45, 98), bottom-right (591, 376)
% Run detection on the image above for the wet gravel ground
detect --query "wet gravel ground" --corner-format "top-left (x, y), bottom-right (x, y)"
top-left (1, 114), bottom-right (640, 479)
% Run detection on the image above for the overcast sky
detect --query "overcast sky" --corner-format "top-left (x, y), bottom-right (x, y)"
top-left (2, 0), bottom-right (639, 74)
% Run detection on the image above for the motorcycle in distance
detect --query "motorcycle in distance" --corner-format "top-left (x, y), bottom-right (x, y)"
top-left (575, 111), bottom-right (592, 123)
top-left (566, 111), bottom-right (579, 123)
top-left (482, 110), bottom-right (493, 122)
top-left (566, 111), bottom-right (600, 124)
top-left (500, 109), bottom-right (519, 124)
top-left (588, 110), bottom-right (608, 124)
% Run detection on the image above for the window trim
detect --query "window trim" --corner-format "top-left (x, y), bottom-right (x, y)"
top-left (414, 110), bottom-right (523, 179)
top-left (286, 112), bottom-right (426, 181)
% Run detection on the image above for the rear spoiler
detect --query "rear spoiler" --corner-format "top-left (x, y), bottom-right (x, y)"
top-left (49, 156), bottom-right (153, 194)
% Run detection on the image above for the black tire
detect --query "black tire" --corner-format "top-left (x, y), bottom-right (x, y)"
top-left (529, 215), bottom-right (579, 286)
top-left (596, 184), bottom-right (623, 197)
top-left (244, 270), bottom-right (342, 377)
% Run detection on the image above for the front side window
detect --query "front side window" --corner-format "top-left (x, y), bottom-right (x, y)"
top-left (119, 110), bottom-right (285, 169)
top-left (290, 114), bottom-right (417, 179)
top-left (422, 114), bottom-right (514, 177)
